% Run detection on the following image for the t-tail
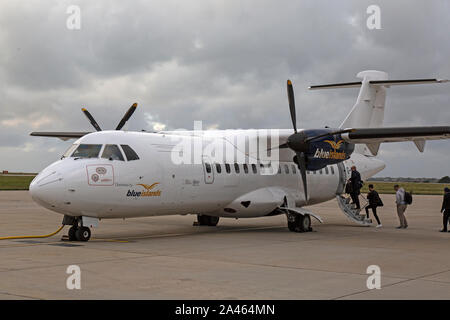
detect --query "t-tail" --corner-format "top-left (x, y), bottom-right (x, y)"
top-left (309, 70), bottom-right (449, 156)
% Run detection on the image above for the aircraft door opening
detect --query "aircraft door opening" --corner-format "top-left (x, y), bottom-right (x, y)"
top-left (202, 156), bottom-right (214, 184)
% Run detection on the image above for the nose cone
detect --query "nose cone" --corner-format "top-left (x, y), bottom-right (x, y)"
top-left (30, 171), bottom-right (65, 209)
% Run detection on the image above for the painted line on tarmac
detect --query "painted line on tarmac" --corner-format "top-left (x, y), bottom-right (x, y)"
top-left (90, 225), bottom-right (287, 242)
top-left (0, 225), bottom-right (286, 247)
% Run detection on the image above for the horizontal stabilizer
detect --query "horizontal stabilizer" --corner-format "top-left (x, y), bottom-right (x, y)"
top-left (342, 126), bottom-right (450, 144)
top-left (30, 132), bottom-right (90, 141)
top-left (309, 78), bottom-right (448, 90)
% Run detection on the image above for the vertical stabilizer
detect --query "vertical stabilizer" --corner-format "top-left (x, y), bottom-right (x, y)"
top-left (339, 70), bottom-right (388, 155)
top-left (339, 70), bottom-right (388, 129)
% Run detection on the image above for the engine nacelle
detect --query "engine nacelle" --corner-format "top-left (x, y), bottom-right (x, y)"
top-left (302, 129), bottom-right (354, 171)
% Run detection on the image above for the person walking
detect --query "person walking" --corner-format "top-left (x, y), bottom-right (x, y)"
top-left (348, 165), bottom-right (362, 210)
top-left (394, 184), bottom-right (408, 229)
top-left (440, 187), bottom-right (450, 232)
top-left (366, 184), bottom-right (383, 228)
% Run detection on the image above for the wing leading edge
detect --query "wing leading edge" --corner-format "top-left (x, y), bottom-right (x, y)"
top-left (30, 132), bottom-right (91, 141)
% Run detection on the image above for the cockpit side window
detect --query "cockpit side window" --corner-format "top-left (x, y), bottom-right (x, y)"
top-left (101, 144), bottom-right (125, 161)
top-left (71, 144), bottom-right (102, 159)
top-left (62, 143), bottom-right (79, 158)
top-left (120, 145), bottom-right (140, 161)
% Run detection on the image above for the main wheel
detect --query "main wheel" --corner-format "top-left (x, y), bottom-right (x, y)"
top-left (288, 214), bottom-right (312, 233)
top-left (75, 226), bottom-right (91, 241)
top-left (299, 214), bottom-right (311, 232)
top-left (68, 226), bottom-right (78, 241)
top-left (287, 221), bottom-right (296, 232)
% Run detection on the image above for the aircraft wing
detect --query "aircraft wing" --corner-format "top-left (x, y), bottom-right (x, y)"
top-left (30, 132), bottom-right (91, 141)
top-left (341, 126), bottom-right (450, 154)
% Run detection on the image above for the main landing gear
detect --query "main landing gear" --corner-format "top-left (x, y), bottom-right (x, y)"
top-left (196, 214), bottom-right (220, 226)
top-left (287, 213), bottom-right (312, 233)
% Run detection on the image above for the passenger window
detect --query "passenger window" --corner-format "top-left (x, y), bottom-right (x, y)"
top-left (325, 167), bottom-right (329, 175)
top-left (313, 170), bottom-right (317, 174)
top-left (205, 163), bottom-right (212, 174)
top-left (225, 163), bottom-right (231, 174)
top-left (120, 145), bottom-right (139, 161)
top-left (72, 144), bottom-right (102, 159)
top-left (331, 166), bottom-right (335, 175)
top-left (102, 145), bottom-right (124, 161)
top-left (284, 164), bottom-right (289, 174)
top-left (243, 164), bottom-right (249, 174)
top-left (234, 163), bottom-right (240, 174)
top-left (215, 163), bottom-right (222, 174)
top-left (251, 164), bottom-right (257, 174)
top-left (319, 169), bottom-right (323, 174)
top-left (291, 165), bottom-right (297, 174)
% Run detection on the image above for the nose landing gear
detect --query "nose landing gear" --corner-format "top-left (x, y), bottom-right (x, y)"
top-left (63, 216), bottom-right (92, 242)
top-left (68, 225), bottom-right (91, 241)
top-left (69, 226), bottom-right (91, 241)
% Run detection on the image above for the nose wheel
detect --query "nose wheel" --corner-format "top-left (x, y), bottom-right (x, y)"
top-left (68, 225), bottom-right (91, 242)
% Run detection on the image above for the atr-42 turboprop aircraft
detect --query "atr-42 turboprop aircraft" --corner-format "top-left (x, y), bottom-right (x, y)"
top-left (29, 70), bottom-right (450, 241)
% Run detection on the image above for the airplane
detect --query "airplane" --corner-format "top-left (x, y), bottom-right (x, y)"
top-left (29, 70), bottom-right (450, 242)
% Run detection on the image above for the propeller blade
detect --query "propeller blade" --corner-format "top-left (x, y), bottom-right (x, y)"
top-left (305, 128), bottom-right (355, 143)
top-left (287, 80), bottom-right (297, 133)
top-left (81, 108), bottom-right (102, 131)
top-left (296, 152), bottom-right (308, 203)
top-left (116, 103), bottom-right (138, 130)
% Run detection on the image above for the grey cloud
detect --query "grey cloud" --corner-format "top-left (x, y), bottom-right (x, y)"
top-left (0, 0), bottom-right (449, 177)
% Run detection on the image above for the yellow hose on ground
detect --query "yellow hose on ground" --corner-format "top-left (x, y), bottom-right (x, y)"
top-left (0, 225), bottom-right (64, 240)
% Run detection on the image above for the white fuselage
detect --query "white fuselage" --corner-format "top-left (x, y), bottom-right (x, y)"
top-left (29, 130), bottom-right (385, 220)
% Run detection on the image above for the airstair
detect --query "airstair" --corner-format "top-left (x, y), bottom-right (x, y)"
top-left (336, 194), bottom-right (372, 226)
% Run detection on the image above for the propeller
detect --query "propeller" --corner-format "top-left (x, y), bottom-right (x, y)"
top-left (81, 108), bottom-right (102, 131)
top-left (116, 103), bottom-right (138, 130)
top-left (81, 103), bottom-right (138, 132)
top-left (284, 80), bottom-right (354, 203)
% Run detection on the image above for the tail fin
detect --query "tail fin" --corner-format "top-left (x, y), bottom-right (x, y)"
top-left (339, 70), bottom-right (388, 129)
top-left (309, 70), bottom-right (448, 155)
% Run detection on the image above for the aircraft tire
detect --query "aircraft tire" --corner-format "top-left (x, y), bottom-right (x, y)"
top-left (75, 226), bottom-right (91, 241)
top-left (68, 226), bottom-right (78, 241)
top-left (287, 221), bottom-right (296, 232)
top-left (289, 214), bottom-right (311, 233)
top-left (297, 214), bottom-right (311, 232)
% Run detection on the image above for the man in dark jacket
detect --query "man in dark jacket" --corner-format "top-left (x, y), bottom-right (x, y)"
top-left (440, 187), bottom-right (450, 232)
top-left (366, 184), bottom-right (383, 228)
top-left (348, 165), bottom-right (362, 210)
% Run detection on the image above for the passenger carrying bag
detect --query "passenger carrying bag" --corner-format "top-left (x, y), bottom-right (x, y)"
top-left (404, 191), bottom-right (413, 205)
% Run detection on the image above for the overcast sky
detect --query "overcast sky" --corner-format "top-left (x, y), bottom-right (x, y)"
top-left (0, 0), bottom-right (449, 177)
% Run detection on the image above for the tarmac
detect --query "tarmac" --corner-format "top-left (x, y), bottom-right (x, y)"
top-left (0, 191), bottom-right (449, 300)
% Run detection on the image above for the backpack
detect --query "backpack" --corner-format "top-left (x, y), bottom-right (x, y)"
top-left (404, 191), bottom-right (413, 205)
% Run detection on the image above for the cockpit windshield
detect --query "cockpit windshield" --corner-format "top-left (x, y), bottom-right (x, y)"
top-left (101, 144), bottom-right (125, 161)
top-left (61, 143), bottom-right (139, 161)
top-left (62, 144), bottom-right (79, 159)
top-left (71, 144), bottom-right (103, 159)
